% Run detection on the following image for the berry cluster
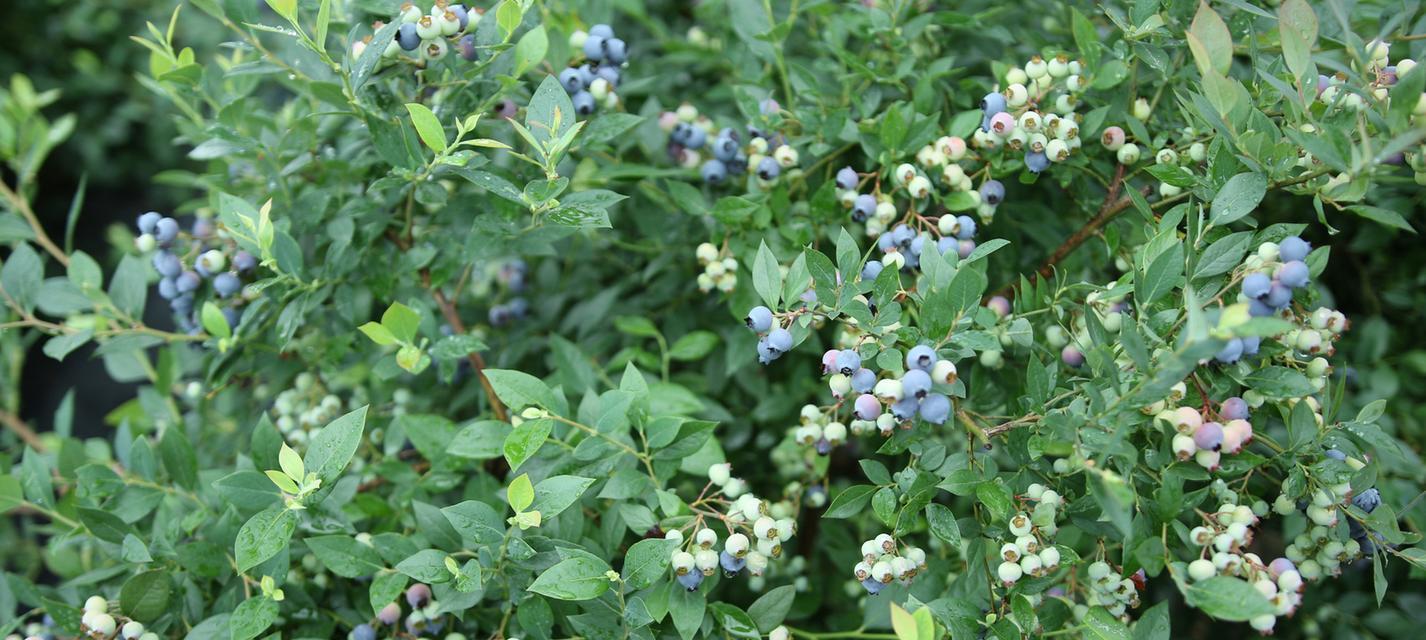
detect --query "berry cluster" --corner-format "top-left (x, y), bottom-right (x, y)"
top-left (660, 100), bottom-right (800, 186)
top-left (667, 468), bottom-right (798, 591)
top-left (370, 1), bottom-right (480, 64)
top-left (271, 373), bottom-right (368, 449)
top-left (1153, 393), bottom-right (1254, 472)
top-left (487, 259), bottom-right (530, 327)
top-left (977, 54), bottom-right (1092, 175)
top-left (370, 583), bottom-right (451, 637)
top-left (694, 242), bottom-right (739, 294)
top-left (1316, 40), bottom-right (1416, 115)
top-left (1183, 501), bottom-right (1305, 635)
top-left (560, 24), bottom-right (630, 116)
top-left (744, 305), bottom-right (793, 364)
top-left (1077, 562), bottom-right (1144, 620)
top-left (851, 533), bottom-right (926, 595)
top-left (832, 343), bottom-right (957, 430)
top-left (135, 211), bottom-right (254, 336)
top-left (1238, 235), bottom-right (1314, 320)
top-left (77, 596), bottom-right (158, 640)
top-left (994, 485), bottom-right (1065, 587)
top-left (1045, 287), bottom-right (1128, 368)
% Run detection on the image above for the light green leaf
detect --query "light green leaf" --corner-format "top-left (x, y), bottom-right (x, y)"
top-left (405, 103), bottom-right (448, 153)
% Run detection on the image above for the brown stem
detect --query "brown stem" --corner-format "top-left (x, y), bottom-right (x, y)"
top-left (0, 179), bottom-right (69, 267)
top-left (0, 409), bottom-right (47, 453)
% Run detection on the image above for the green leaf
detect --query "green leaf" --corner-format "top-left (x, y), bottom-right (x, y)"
top-left (747, 585), bottom-right (795, 633)
top-left (508, 474), bottom-right (534, 513)
top-left (78, 507), bottom-right (135, 543)
top-left (1242, 366), bottom-right (1314, 399)
top-left (525, 75), bottom-right (577, 148)
top-left (925, 503), bottom-right (962, 549)
top-left (396, 549), bottom-right (452, 583)
top-left (1184, 576), bottom-right (1275, 621)
top-left (352, 21), bottom-right (398, 88)
top-left (484, 369), bottom-right (560, 412)
top-left (405, 103), bottom-right (448, 153)
top-left (529, 475), bottom-right (595, 519)
top-left (200, 302), bottom-right (231, 340)
top-left (753, 240), bottom-right (782, 309)
top-left (709, 603), bottom-right (761, 638)
top-left (622, 538), bottom-right (677, 590)
top-left (381, 301), bottom-right (421, 343)
top-left (503, 418), bottom-right (552, 471)
top-left (1083, 607), bottom-right (1132, 640)
top-left (1277, 0), bottom-right (1318, 83)
top-left (278, 442), bottom-right (304, 484)
top-left (890, 603), bottom-right (918, 640)
top-left (513, 25), bottom-right (548, 76)
top-left (263, 0), bottom-right (297, 22)
top-left (302, 406), bottom-right (368, 489)
top-left (369, 572), bottom-right (409, 614)
top-left (1209, 173), bottom-right (1267, 226)
top-left (1187, 1), bottom-right (1231, 77)
top-left (108, 254), bottom-right (148, 319)
top-left (1136, 243), bottom-right (1184, 304)
top-left (229, 596), bottom-right (279, 640)
top-left (359, 322), bottom-right (397, 346)
top-left (119, 570), bottom-right (171, 624)
top-left (528, 556), bottom-right (612, 601)
top-left (1193, 232), bottom-right (1252, 279)
top-left (235, 507), bottom-right (297, 573)
top-left (306, 535), bottom-right (385, 578)
top-left (1132, 601), bottom-right (1171, 640)
top-left (669, 331), bottom-right (720, 361)
top-left (823, 484), bottom-right (877, 519)
top-left (1, 475), bottom-right (27, 513)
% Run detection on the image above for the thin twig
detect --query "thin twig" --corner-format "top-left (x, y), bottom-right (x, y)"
top-left (0, 180), bottom-right (69, 267)
top-left (0, 409), bottom-right (47, 452)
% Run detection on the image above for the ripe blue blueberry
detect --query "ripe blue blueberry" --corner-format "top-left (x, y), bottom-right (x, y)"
top-left (835, 349), bottom-right (861, 375)
top-left (1324, 448), bottom-right (1346, 461)
top-left (153, 252), bottom-right (182, 278)
top-left (406, 584), bottom-right (431, 608)
top-left (955, 215), bottom-right (977, 240)
top-left (397, 23), bottom-right (420, 51)
top-left (852, 194), bottom-right (876, 222)
top-left (1024, 150), bottom-right (1050, 173)
top-left (559, 68), bottom-right (584, 93)
top-left (836, 167), bottom-right (859, 190)
top-left (677, 571), bottom-right (704, 591)
top-left (176, 271), bottom-right (201, 294)
top-left (1061, 345), bottom-right (1084, 367)
top-left (233, 251), bottom-right (256, 273)
top-left (851, 368), bottom-right (876, 393)
top-left (213, 272), bottom-right (241, 298)
top-left (1247, 299), bottom-right (1274, 317)
top-left (980, 91), bottom-right (1008, 127)
top-left (979, 180), bottom-right (1005, 206)
top-left (890, 224), bottom-right (914, 248)
top-left (756, 337), bottom-right (777, 364)
top-left (154, 217), bottom-right (179, 244)
top-left (1214, 337), bottom-right (1244, 364)
top-left (572, 91), bottom-right (596, 116)
top-left (936, 237), bottom-right (957, 256)
top-left (756, 157), bottom-right (780, 181)
top-left (192, 218), bottom-right (214, 239)
top-left (1242, 272), bottom-right (1271, 299)
top-left (224, 307), bottom-right (242, 330)
top-left (1352, 487), bottom-right (1380, 513)
top-left (901, 368), bottom-right (932, 398)
top-left (449, 5), bottom-right (469, 30)
top-left (1193, 422), bottom-right (1224, 451)
top-left (905, 345), bottom-right (937, 371)
top-left (719, 551), bottom-right (746, 575)
top-left (352, 624), bottom-right (376, 640)
top-left (684, 126), bottom-right (707, 150)
top-left (459, 35), bottom-right (478, 61)
top-left (583, 34), bottom-right (607, 61)
top-left (1220, 397), bottom-right (1249, 420)
top-left (1241, 335), bottom-right (1260, 355)
top-left (1278, 260), bottom-right (1309, 288)
top-left (861, 578), bottom-right (886, 595)
top-left (712, 136), bottom-right (739, 162)
top-left (890, 396), bottom-right (919, 420)
top-left (171, 294), bottom-right (194, 314)
top-left (577, 64), bottom-right (596, 87)
top-left (876, 233), bottom-right (895, 253)
top-left (137, 211), bottom-right (162, 234)
top-left (745, 306), bottom-right (773, 332)
top-left (1279, 236), bottom-right (1311, 262)
top-left (854, 394), bottom-right (881, 421)
top-left (604, 38), bottom-right (628, 65)
top-left (157, 277), bottom-right (178, 300)
top-left (919, 393), bottom-right (951, 424)
top-left (596, 65), bottom-right (621, 87)
top-left (1263, 283), bottom-right (1292, 309)
top-left (670, 123), bottom-right (692, 146)
top-left (766, 327), bottom-right (793, 353)
top-left (702, 159), bottom-right (728, 184)
top-left (861, 260), bottom-right (884, 281)
top-left (589, 24), bottom-right (615, 39)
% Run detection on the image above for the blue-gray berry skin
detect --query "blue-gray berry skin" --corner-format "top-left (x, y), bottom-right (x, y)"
top-left (906, 345), bottom-right (937, 371)
top-left (713, 136), bottom-right (739, 162)
top-left (756, 157), bottom-right (780, 180)
top-left (459, 35), bottom-right (478, 61)
top-left (137, 211), bottom-right (163, 234)
top-left (836, 167), bottom-right (859, 190)
top-left (861, 260), bottom-right (884, 281)
top-left (582, 35), bottom-right (606, 61)
top-left (1263, 283), bottom-right (1293, 309)
top-left (589, 24), bottom-right (615, 39)
top-left (1352, 487), bottom-right (1380, 513)
top-left (919, 393), bottom-right (951, 424)
top-left (153, 252), bottom-right (183, 278)
top-left (745, 306), bottom-right (773, 333)
top-left (224, 307), bottom-right (242, 330)
top-left (233, 251), bottom-right (257, 273)
top-left (572, 91), bottom-right (596, 116)
top-left (176, 271), bottom-right (201, 294)
top-left (719, 551), bottom-right (746, 575)
top-left (1024, 150), bottom-right (1050, 173)
top-left (890, 396), bottom-right (919, 420)
top-left (701, 159), bottom-right (728, 184)
top-left (398, 23), bottom-right (420, 51)
top-left (559, 68), bottom-right (584, 93)
top-left (901, 368), bottom-right (932, 398)
top-left (756, 337), bottom-right (777, 364)
top-left (1214, 337), bottom-right (1244, 364)
top-left (155, 217), bottom-right (180, 244)
top-left (834, 349), bottom-right (861, 375)
top-left (1242, 272), bottom-right (1271, 299)
top-left (214, 272), bottom-right (241, 298)
top-left (683, 126), bottom-right (707, 150)
top-left (955, 215), bottom-right (977, 240)
top-left (577, 64), bottom-right (596, 87)
top-left (980, 92), bottom-right (1007, 131)
top-left (1279, 236), bottom-right (1311, 262)
top-left (352, 624), bottom-right (376, 640)
top-left (1248, 299), bottom-right (1274, 317)
top-left (1241, 335), bottom-right (1260, 355)
top-left (596, 65), bottom-right (621, 87)
top-left (449, 5), bottom-right (469, 30)
top-left (676, 571), bottom-right (704, 591)
top-left (766, 327), bottom-right (792, 353)
top-left (1220, 397), bottom-right (1249, 420)
top-left (157, 277), bottom-right (178, 300)
top-left (603, 38), bottom-right (628, 64)
top-left (851, 368), bottom-right (876, 393)
top-left (852, 194), bottom-right (876, 222)
top-left (861, 577), bottom-right (886, 595)
top-left (1278, 260), bottom-right (1309, 288)
top-left (1323, 448), bottom-right (1346, 461)
top-left (979, 180), bottom-right (1005, 206)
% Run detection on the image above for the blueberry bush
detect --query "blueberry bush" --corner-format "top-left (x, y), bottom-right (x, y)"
top-left (3, 1), bottom-right (1426, 639)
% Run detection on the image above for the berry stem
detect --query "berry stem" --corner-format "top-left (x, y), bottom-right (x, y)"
top-left (0, 178), bottom-right (70, 267)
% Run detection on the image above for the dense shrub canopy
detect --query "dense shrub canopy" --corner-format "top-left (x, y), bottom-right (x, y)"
top-left (2, 1), bottom-right (1426, 639)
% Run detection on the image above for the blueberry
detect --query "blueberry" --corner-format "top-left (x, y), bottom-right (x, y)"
top-left (1241, 335), bottom-right (1260, 355)
top-left (890, 224), bottom-right (914, 247)
top-left (1214, 337), bottom-right (1244, 364)
top-left (835, 349), bottom-right (861, 375)
top-left (223, 307), bottom-right (242, 330)
top-left (1263, 283), bottom-right (1293, 309)
top-left (756, 337), bottom-right (778, 364)
top-left (1324, 448), bottom-right (1346, 461)
top-left (979, 180), bottom-right (1005, 206)
top-left (157, 277), bottom-right (178, 300)
top-left (901, 368), bottom-right (932, 398)
top-left (571, 91), bottom-right (596, 116)
top-left (909, 235), bottom-right (925, 256)
top-left (1352, 487), bottom-right (1380, 514)
top-left (702, 159), bottom-right (728, 184)
top-left (559, 68), bottom-right (584, 93)
top-left (676, 571), bottom-right (704, 591)
top-left (670, 123), bottom-right (691, 146)
top-left (918, 393), bottom-right (951, 424)
top-left (232, 251), bottom-right (256, 273)
top-left (155, 217), bottom-right (179, 244)
top-left (1193, 422), bottom-right (1224, 451)
top-left (137, 211), bottom-right (163, 234)
top-left (489, 305), bottom-right (511, 326)
top-left (905, 345), bottom-right (937, 371)
top-left (214, 272), bottom-right (241, 298)
top-left (398, 23), bottom-right (420, 51)
top-left (589, 24), bottom-right (615, 39)
top-left (1220, 397), bottom-right (1249, 420)
top-left (745, 306), bottom-right (773, 333)
top-left (756, 157), bottom-right (780, 180)
top-left (192, 218), bottom-right (214, 239)
top-left (153, 252), bottom-right (182, 278)
top-left (1024, 150), bottom-right (1050, 173)
top-left (1242, 272), bottom-right (1271, 299)
top-left (176, 271), bottom-right (201, 294)
top-left (684, 126), bottom-right (707, 150)
top-left (890, 396), bottom-right (919, 420)
top-left (861, 578), bottom-right (886, 595)
top-left (1279, 236), bottom-right (1311, 262)
top-left (955, 215), bottom-right (977, 240)
top-left (851, 368), bottom-right (877, 394)
top-left (766, 327), bottom-right (792, 353)
top-left (719, 551), bottom-right (746, 576)
top-left (1278, 261), bottom-right (1309, 288)
top-left (712, 136), bottom-right (739, 162)
top-left (577, 64), bottom-right (596, 87)
top-left (1061, 345), bottom-right (1085, 368)
top-left (406, 584), bottom-right (431, 608)
top-left (171, 294), bottom-right (194, 314)
top-left (603, 38), bottom-right (627, 65)
top-left (377, 603), bottom-right (401, 626)
top-left (1247, 299), bottom-right (1274, 317)
top-left (861, 260), bottom-right (884, 280)
top-left (596, 65), bottom-right (621, 87)
top-left (450, 5), bottom-right (469, 30)
top-left (852, 194), bottom-right (876, 222)
top-left (582, 34), bottom-right (606, 61)
top-left (876, 233), bottom-right (896, 253)
top-left (835, 167), bottom-right (859, 190)
top-left (352, 624), bottom-right (376, 640)
top-left (980, 92), bottom-right (1007, 117)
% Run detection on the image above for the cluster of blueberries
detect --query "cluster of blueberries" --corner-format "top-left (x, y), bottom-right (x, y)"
top-left (372, 1), bottom-right (481, 63)
top-left (744, 305), bottom-right (793, 365)
top-left (661, 100), bottom-right (799, 185)
top-left (851, 534), bottom-right (927, 595)
top-left (73, 596), bottom-right (158, 640)
top-left (835, 164), bottom-right (999, 257)
top-left (1217, 235), bottom-right (1315, 364)
top-left (135, 211), bottom-right (253, 335)
top-left (1325, 449), bottom-right (1386, 555)
top-left (559, 24), bottom-right (629, 116)
top-left (826, 343), bottom-right (957, 428)
top-left (1181, 501), bottom-right (1308, 634)
top-left (991, 486), bottom-right (1064, 589)
top-left (354, 583), bottom-right (460, 639)
top-left (975, 54), bottom-right (1091, 175)
top-left (667, 484), bottom-right (797, 591)
top-left (1161, 396), bottom-right (1254, 472)
top-left (487, 259), bottom-right (530, 327)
